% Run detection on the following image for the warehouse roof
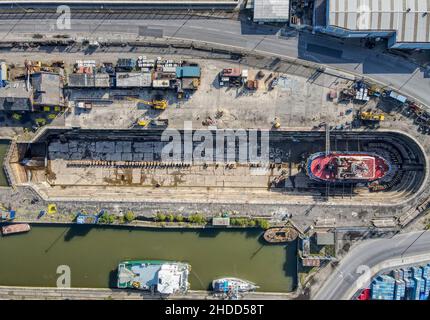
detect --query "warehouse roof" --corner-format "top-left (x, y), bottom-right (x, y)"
top-left (0, 81), bottom-right (32, 111)
top-left (67, 73), bottom-right (110, 88)
top-left (116, 72), bottom-right (152, 88)
top-left (31, 72), bottom-right (63, 106)
top-left (176, 66), bottom-right (201, 78)
top-left (316, 231), bottom-right (335, 245)
top-left (328, 0), bottom-right (430, 43)
top-left (253, 0), bottom-right (290, 22)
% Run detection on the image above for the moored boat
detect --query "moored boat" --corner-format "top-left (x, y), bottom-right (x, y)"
top-left (117, 260), bottom-right (190, 295)
top-left (212, 277), bottom-right (258, 293)
top-left (306, 152), bottom-right (391, 183)
top-left (263, 227), bottom-right (298, 243)
top-left (1, 223), bottom-right (31, 236)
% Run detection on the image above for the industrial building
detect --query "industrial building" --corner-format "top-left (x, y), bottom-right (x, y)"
top-left (31, 72), bottom-right (64, 108)
top-left (116, 72), bottom-right (152, 88)
top-left (0, 81), bottom-right (33, 112)
top-left (314, 0), bottom-right (430, 49)
top-left (253, 0), bottom-right (290, 22)
top-left (67, 73), bottom-right (111, 88)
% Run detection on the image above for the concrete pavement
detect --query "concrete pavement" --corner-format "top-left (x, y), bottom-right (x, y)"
top-left (0, 286), bottom-right (294, 300)
top-left (0, 15), bottom-right (428, 105)
top-left (313, 231), bottom-right (430, 300)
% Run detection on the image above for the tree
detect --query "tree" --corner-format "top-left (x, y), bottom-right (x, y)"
top-left (167, 214), bottom-right (175, 222)
top-left (247, 219), bottom-right (256, 227)
top-left (124, 211), bottom-right (135, 222)
top-left (155, 213), bottom-right (166, 222)
top-left (175, 214), bottom-right (184, 222)
top-left (99, 212), bottom-right (116, 224)
top-left (188, 213), bottom-right (206, 224)
top-left (256, 218), bottom-right (270, 230)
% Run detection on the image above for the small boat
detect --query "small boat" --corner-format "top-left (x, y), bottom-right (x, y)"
top-left (1, 223), bottom-right (31, 236)
top-left (263, 226), bottom-right (298, 243)
top-left (117, 260), bottom-right (190, 295)
top-left (212, 277), bottom-right (258, 293)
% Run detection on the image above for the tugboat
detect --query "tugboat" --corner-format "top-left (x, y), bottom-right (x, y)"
top-left (212, 277), bottom-right (258, 295)
top-left (117, 260), bottom-right (190, 295)
top-left (1, 223), bottom-right (31, 236)
top-left (263, 226), bottom-right (298, 244)
top-left (306, 152), bottom-right (391, 183)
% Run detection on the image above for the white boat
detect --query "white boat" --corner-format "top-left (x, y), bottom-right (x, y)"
top-left (117, 260), bottom-right (190, 295)
top-left (212, 277), bottom-right (258, 293)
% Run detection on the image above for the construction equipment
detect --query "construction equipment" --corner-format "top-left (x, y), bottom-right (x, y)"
top-left (125, 96), bottom-right (168, 110)
top-left (368, 84), bottom-right (383, 97)
top-left (272, 118), bottom-right (281, 129)
top-left (47, 204), bottom-right (57, 215)
top-left (360, 111), bottom-right (385, 122)
top-left (137, 118), bottom-right (150, 127)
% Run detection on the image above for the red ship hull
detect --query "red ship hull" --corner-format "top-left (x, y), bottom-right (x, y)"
top-left (306, 152), bottom-right (391, 183)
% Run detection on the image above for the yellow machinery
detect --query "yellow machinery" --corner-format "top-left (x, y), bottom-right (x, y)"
top-left (126, 96), bottom-right (167, 110)
top-left (272, 118), bottom-right (281, 129)
top-left (137, 119), bottom-right (150, 127)
top-left (368, 84), bottom-right (383, 96)
top-left (47, 204), bottom-right (57, 215)
top-left (360, 112), bottom-right (385, 122)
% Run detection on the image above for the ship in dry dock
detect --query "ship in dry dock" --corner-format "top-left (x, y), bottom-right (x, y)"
top-left (306, 152), bottom-right (392, 183)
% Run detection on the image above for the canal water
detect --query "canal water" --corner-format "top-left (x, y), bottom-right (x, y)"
top-left (0, 140), bottom-right (9, 186)
top-left (0, 225), bottom-right (297, 292)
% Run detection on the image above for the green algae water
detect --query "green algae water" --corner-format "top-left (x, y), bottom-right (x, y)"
top-left (0, 225), bottom-right (297, 292)
top-left (0, 140), bottom-right (9, 186)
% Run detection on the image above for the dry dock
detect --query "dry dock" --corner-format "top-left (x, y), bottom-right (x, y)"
top-left (9, 128), bottom-right (426, 206)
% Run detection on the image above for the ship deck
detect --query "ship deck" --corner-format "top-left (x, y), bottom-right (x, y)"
top-left (309, 153), bottom-right (390, 182)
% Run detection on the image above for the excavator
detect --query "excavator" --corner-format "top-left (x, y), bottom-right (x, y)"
top-left (125, 95), bottom-right (168, 110)
top-left (360, 111), bottom-right (385, 122)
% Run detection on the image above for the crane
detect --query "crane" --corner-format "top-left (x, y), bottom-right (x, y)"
top-left (125, 96), bottom-right (168, 110)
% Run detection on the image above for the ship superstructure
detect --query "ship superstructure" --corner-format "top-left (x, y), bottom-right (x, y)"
top-left (117, 260), bottom-right (190, 295)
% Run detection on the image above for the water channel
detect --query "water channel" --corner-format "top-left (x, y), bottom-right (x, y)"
top-left (0, 225), bottom-right (297, 292)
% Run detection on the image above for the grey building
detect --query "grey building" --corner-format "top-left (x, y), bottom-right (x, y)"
top-left (314, 0), bottom-right (430, 49)
top-left (253, 0), bottom-right (290, 22)
top-left (0, 81), bottom-right (32, 112)
top-left (31, 72), bottom-right (64, 107)
top-left (67, 73), bottom-right (110, 88)
top-left (116, 72), bottom-right (152, 88)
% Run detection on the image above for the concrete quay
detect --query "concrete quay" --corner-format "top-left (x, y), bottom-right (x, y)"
top-left (0, 286), bottom-right (295, 300)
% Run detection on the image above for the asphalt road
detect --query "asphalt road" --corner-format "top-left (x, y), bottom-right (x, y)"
top-left (313, 231), bottom-right (430, 300)
top-left (0, 16), bottom-right (429, 105)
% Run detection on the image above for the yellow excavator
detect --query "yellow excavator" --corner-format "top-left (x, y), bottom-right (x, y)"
top-left (360, 111), bottom-right (385, 122)
top-left (126, 95), bottom-right (167, 110)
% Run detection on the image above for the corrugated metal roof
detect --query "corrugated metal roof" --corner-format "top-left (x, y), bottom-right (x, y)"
top-left (328, 0), bottom-right (430, 43)
top-left (176, 66), bottom-right (201, 78)
top-left (0, 81), bottom-right (32, 111)
top-left (316, 231), bottom-right (335, 245)
top-left (253, 0), bottom-right (290, 22)
top-left (116, 72), bottom-right (152, 88)
top-left (31, 72), bottom-right (63, 106)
